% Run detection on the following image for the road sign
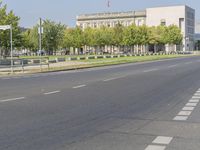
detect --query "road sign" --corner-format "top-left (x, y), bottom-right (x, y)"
top-left (0, 25), bottom-right (11, 30)
top-left (0, 24), bottom-right (13, 73)
top-left (38, 27), bottom-right (43, 34)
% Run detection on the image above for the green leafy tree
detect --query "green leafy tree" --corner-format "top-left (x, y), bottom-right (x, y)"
top-left (0, 5), bottom-right (22, 56)
top-left (165, 25), bottom-right (183, 45)
top-left (43, 20), bottom-right (65, 55)
top-left (111, 23), bottom-right (125, 51)
top-left (22, 27), bottom-right (38, 52)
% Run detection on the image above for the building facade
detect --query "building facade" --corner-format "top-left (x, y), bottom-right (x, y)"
top-left (76, 5), bottom-right (195, 52)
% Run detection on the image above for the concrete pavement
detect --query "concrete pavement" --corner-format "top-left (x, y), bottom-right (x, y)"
top-left (0, 56), bottom-right (200, 149)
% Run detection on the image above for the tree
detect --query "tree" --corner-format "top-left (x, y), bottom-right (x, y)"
top-left (112, 23), bottom-right (125, 51)
top-left (148, 26), bottom-right (167, 52)
top-left (62, 27), bottom-right (84, 55)
top-left (42, 20), bottom-right (66, 55)
top-left (22, 27), bottom-right (38, 52)
top-left (165, 25), bottom-right (183, 45)
top-left (0, 5), bottom-right (22, 56)
top-left (123, 24), bottom-right (139, 53)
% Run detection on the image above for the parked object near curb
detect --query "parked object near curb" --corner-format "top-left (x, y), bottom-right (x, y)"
top-left (56, 57), bottom-right (66, 62)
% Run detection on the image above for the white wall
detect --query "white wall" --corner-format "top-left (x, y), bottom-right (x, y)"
top-left (146, 5), bottom-right (195, 51)
top-left (146, 5), bottom-right (185, 33)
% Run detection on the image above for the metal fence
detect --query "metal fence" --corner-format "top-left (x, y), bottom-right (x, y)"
top-left (0, 57), bottom-right (49, 73)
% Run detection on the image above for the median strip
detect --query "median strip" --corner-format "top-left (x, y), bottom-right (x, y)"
top-left (0, 97), bottom-right (26, 103)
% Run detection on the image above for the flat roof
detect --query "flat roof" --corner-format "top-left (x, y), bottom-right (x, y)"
top-left (77, 10), bottom-right (146, 21)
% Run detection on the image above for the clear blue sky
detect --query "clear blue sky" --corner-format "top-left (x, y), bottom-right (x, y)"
top-left (3, 0), bottom-right (199, 28)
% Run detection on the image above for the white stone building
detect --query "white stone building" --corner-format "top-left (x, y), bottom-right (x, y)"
top-left (76, 5), bottom-right (195, 52)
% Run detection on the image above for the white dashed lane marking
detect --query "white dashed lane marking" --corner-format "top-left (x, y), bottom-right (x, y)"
top-left (103, 77), bottom-right (119, 82)
top-left (194, 93), bottom-right (200, 96)
top-left (173, 88), bottom-right (200, 122)
top-left (173, 116), bottom-right (188, 121)
top-left (145, 136), bottom-right (173, 150)
top-left (44, 91), bottom-right (60, 95)
top-left (185, 103), bottom-right (198, 107)
top-left (185, 62), bottom-right (193, 65)
top-left (73, 85), bottom-right (86, 89)
top-left (192, 96), bottom-right (200, 99)
top-left (189, 99), bottom-right (199, 103)
top-left (167, 65), bottom-right (178, 68)
top-left (145, 145), bottom-right (166, 150)
top-left (143, 68), bottom-right (158, 73)
top-left (178, 111), bottom-right (192, 116)
top-left (152, 136), bottom-right (173, 145)
top-left (0, 97), bottom-right (25, 103)
top-left (182, 106), bottom-right (195, 111)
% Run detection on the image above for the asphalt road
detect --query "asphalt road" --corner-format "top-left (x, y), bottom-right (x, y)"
top-left (1, 56), bottom-right (200, 150)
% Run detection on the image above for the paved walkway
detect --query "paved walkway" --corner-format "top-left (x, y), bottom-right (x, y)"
top-left (0, 61), bottom-right (88, 75)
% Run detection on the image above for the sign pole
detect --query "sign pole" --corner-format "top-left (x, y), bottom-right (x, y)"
top-left (10, 24), bottom-right (13, 74)
top-left (39, 18), bottom-right (42, 71)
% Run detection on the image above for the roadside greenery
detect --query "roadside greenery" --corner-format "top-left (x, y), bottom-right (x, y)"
top-left (0, 3), bottom-right (183, 56)
top-left (0, 4), bottom-right (22, 56)
top-left (23, 24), bottom-right (183, 55)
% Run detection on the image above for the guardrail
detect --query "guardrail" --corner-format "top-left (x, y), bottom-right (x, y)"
top-left (0, 57), bottom-right (49, 73)
top-left (0, 52), bottom-right (193, 74)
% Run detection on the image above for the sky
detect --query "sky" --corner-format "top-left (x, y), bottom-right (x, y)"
top-left (3, 0), bottom-right (200, 28)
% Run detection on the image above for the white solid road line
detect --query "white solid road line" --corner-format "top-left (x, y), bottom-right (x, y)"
top-left (143, 68), bottom-right (158, 73)
top-left (73, 85), bottom-right (86, 89)
top-left (0, 97), bottom-right (26, 103)
top-left (44, 91), bottom-right (61, 95)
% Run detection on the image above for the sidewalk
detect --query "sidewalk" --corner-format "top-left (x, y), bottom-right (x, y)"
top-left (0, 61), bottom-right (89, 75)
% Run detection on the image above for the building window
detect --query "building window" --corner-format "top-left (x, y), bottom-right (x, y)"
top-left (179, 18), bottom-right (184, 32)
top-left (187, 27), bottom-right (194, 34)
top-left (79, 23), bottom-right (83, 29)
